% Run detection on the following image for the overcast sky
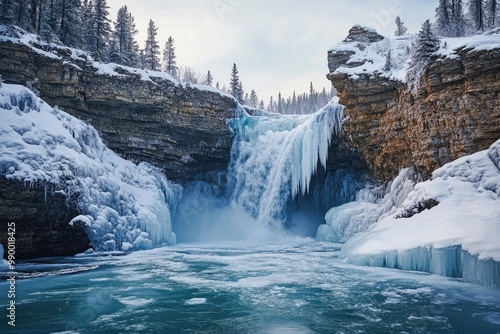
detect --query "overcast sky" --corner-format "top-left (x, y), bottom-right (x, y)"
top-left (108, 0), bottom-right (436, 103)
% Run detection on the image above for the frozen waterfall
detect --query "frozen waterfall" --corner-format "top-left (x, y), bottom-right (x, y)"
top-left (227, 98), bottom-right (344, 227)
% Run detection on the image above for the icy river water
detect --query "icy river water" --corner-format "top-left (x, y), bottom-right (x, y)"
top-left (2, 238), bottom-right (500, 333)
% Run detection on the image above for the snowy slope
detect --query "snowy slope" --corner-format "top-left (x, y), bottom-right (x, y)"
top-left (0, 83), bottom-right (180, 252)
top-left (318, 140), bottom-right (500, 285)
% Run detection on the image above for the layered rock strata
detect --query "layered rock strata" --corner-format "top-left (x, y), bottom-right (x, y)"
top-left (328, 26), bottom-right (500, 180)
top-left (0, 38), bottom-right (237, 183)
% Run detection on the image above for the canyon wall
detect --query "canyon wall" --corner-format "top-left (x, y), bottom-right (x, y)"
top-left (327, 26), bottom-right (500, 181)
top-left (0, 37), bottom-right (237, 184)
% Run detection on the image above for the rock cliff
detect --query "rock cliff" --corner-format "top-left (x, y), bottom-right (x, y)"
top-left (0, 36), bottom-right (237, 184)
top-left (327, 26), bottom-right (500, 181)
top-left (0, 178), bottom-right (90, 259)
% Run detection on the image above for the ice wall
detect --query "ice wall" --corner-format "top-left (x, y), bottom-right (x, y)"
top-left (227, 98), bottom-right (344, 227)
top-left (0, 84), bottom-right (180, 251)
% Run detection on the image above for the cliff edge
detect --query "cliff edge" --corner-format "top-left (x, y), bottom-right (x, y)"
top-left (327, 25), bottom-right (500, 181)
top-left (0, 28), bottom-right (237, 184)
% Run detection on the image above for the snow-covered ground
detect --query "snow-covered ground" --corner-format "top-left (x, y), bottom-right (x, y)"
top-left (0, 83), bottom-right (180, 252)
top-left (329, 27), bottom-right (500, 82)
top-left (317, 140), bottom-right (500, 286)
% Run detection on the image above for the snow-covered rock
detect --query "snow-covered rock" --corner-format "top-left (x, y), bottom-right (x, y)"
top-left (320, 139), bottom-right (500, 286)
top-left (0, 83), bottom-right (180, 252)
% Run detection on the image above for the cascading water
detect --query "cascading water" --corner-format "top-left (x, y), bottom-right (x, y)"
top-left (226, 97), bottom-right (344, 228)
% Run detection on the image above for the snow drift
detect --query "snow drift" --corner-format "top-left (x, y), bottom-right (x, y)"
top-left (317, 139), bottom-right (500, 286)
top-left (0, 83), bottom-right (180, 252)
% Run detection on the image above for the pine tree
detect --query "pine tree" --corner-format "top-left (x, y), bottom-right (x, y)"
top-left (37, 0), bottom-right (59, 42)
top-left (215, 82), bottom-right (220, 90)
top-left (107, 38), bottom-right (121, 63)
top-left (205, 70), bottom-right (213, 86)
top-left (59, 0), bottom-right (84, 48)
top-left (93, 0), bottom-right (111, 60)
top-left (110, 6), bottom-right (139, 66)
top-left (47, 0), bottom-right (59, 34)
top-left (277, 92), bottom-right (283, 113)
top-left (258, 100), bottom-right (265, 109)
top-left (229, 63), bottom-right (243, 102)
top-left (139, 49), bottom-right (145, 69)
top-left (435, 0), bottom-right (452, 36)
top-left (29, 0), bottom-right (38, 32)
top-left (162, 36), bottom-right (178, 77)
top-left (412, 20), bottom-right (440, 63)
top-left (450, 0), bottom-right (466, 36)
top-left (0, 0), bottom-right (15, 25)
top-left (408, 19), bottom-right (440, 84)
top-left (82, 0), bottom-right (95, 51)
top-left (485, 0), bottom-right (498, 28)
top-left (125, 13), bottom-right (139, 67)
top-left (144, 19), bottom-right (161, 71)
top-left (468, 0), bottom-right (485, 31)
top-left (13, 0), bottom-right (31, 30)
top-left (249, 89), bottom-right (258, 108)
top-left (394, 16), bottom-right (408, 36)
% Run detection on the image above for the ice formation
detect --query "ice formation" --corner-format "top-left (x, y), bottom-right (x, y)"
top-left (319, 140), bottom-right (500, 286)
top-left (316, 168), bottom-right (417, 242)
top-left (0, 84), bottom-right (180, 251)
top-left (227, 98), bottom-right (344, 227)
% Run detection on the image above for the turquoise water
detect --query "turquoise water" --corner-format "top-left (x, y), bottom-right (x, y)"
top-left (1, 239), bottom-right (500, 333)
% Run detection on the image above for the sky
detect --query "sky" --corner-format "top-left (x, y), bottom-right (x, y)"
top-left (108, 0), bottom-right (437, 104)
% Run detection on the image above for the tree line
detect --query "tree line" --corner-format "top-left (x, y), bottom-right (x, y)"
top-left (434, 0), bottom-right (498, 37)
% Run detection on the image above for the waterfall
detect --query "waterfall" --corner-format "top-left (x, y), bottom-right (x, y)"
top-left (227, 97), bottom-right (344, 228)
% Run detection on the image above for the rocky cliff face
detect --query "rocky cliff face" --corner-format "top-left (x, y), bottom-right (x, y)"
top-left (0, 38), bottom-right (237, 184)
top-left (327, 26), bottom-right (500, 181)
top-left (0, 179), bottom-right (90, 259)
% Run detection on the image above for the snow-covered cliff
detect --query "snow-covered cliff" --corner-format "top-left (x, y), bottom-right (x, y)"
top-left (0, 83), bottom-right (180, 256)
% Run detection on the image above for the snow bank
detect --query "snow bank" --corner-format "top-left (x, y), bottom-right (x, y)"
top-left (327, 140), bottom-right (500, 286)
top-left (228, 98), bottom-right (344, 227)
top-left (437, 30), bottom-right (500, 58)
top-left (0, 84), bottom-right (180, 251)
